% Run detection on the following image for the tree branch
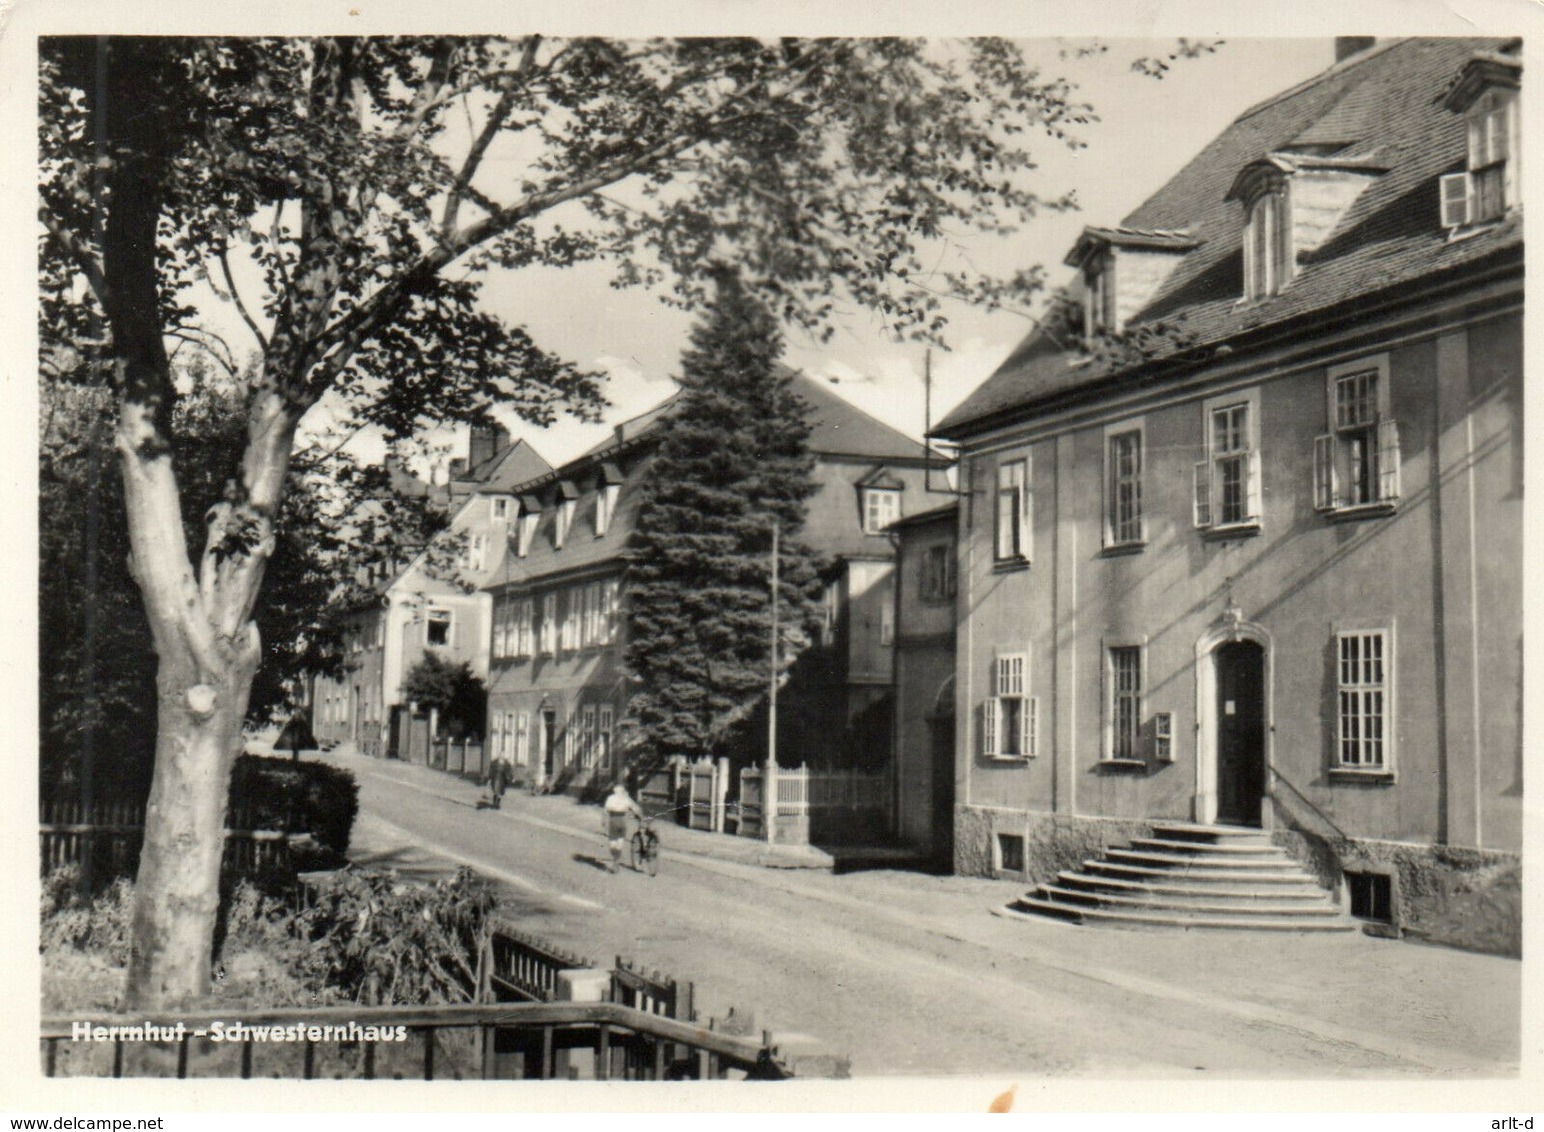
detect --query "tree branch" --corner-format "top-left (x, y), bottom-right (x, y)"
top-left (219, 245), bottom-right (269, 351)
top-left (40, 209), bottom-right (112, 316)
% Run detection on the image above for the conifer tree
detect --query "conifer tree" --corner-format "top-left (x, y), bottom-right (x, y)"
top-left (623, 271), bottom-right (824, 780)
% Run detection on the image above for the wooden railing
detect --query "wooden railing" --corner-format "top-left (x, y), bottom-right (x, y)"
top-left (41, 1002), bottom-right (790, 1081)
top-left (482, 921), bottom-right (596, 1004)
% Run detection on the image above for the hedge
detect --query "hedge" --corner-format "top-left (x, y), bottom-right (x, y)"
top-left (228, 754), bottom-right (359, 856)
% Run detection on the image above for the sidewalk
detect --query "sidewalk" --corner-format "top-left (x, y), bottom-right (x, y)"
top-left (303, 741), bottom-right (855, 872)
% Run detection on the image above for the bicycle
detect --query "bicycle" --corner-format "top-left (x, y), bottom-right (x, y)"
top-left (630, 816), bottom-right (661, 876)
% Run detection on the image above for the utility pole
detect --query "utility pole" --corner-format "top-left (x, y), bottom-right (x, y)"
top-left (768, 518), bottom-right (779, 770)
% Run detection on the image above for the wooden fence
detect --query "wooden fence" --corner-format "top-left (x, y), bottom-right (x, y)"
top-left (39, 801), bottom-right (305, 884)
top-left (431, 737), bottom-right (485, 779)
top-left (734, 764), bottom-right (893, 846)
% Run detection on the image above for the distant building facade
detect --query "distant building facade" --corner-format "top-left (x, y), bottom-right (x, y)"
top-left (931, 38), bottom-right (1522, 952)
top-left (484, 372), bottom-right (950, 795)
top-left (312, 427), bottom-right (552, 761)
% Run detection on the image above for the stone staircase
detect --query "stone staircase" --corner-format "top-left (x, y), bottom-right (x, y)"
top-left (998, 821), bottom-right (1354, 932)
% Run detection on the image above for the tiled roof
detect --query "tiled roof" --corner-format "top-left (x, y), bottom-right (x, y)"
top-left (575, 369), bottom-right (934, 469)
top-left (937, 37), bottom-right (1523, 439)
top-left (461, 438), bottom-right (554, 493)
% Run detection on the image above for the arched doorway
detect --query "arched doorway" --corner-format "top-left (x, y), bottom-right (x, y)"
top-left (1194, 619), bottom-right (1272, 826)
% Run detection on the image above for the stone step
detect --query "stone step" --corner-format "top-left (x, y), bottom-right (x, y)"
top-left (1035, 883), bottom-right (1343, 918)
top-left (1128, 836), bottom-right (1285, 856)
top-left (999, 896), bottom-right (1356, 933)
top-left (1150, 821), bottom-right (1270, 842)
top-left (1055, 871), bottom-right (1330, 904)
top-left (1083, 859), bottom-right (1317, 885)
top-left (1104, 847), bottom-right (1300, 871)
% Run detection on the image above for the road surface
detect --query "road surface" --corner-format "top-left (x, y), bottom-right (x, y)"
top-left (315, 749), bottom-right (1521, 1079)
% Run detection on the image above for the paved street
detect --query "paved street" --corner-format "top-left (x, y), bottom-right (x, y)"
top-left (309, 748), bottom-right (1521, 1079)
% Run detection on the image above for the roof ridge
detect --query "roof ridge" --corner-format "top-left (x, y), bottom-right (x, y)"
top-left (1230, 37), bottom-right (1406, 126)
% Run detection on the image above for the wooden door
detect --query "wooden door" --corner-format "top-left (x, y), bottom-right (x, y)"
top-left (1215, 641), bottom-right (1265, 826)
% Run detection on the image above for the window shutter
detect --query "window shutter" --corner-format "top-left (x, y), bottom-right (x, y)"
top-left (1440, 173), bottom-right (1473, 229)
top-left (982, 698), bottom-right (998, 757)
top-left (1192, 460), bottom-right (1212, 528)
top-left (1025, 697), bottom-right (1038, 758)
top-left (1377, 419), bottom-right (1401, 501)
top-left (1022, 482), bottom-right (1034, 563)
top-left (1314, 434), bottom-right (1337, 510)
top-left (1246, 448), bottom-right (1263, 521)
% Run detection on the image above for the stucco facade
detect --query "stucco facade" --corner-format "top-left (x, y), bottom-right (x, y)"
top-left (931, 38), bottom-right (1523, 951)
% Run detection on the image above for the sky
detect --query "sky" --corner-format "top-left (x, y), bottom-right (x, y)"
top-left (434, 37), bottom-right (1338, 473)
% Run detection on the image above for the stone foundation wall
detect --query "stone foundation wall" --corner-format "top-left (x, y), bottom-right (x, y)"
top-left (956, 805), bottom-right (1521, 957)
top-left (954, 806), bottom-right (1154, 885)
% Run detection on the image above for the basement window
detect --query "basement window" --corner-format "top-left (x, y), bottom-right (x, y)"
top-left (996, 833), bottom-right (1025, 875)
top-left (1345, 871), bottom-right (1392, 922)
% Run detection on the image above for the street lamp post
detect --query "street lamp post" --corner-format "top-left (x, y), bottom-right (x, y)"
top-left (765, 519), bottom-right (779, 843)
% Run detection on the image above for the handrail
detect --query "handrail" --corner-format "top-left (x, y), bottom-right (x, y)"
top-left (1267, 766), bottom-right (1351, 843)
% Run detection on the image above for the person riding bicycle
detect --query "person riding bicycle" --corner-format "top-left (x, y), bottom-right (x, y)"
top-left (602, 781), bottom-right (643, 873)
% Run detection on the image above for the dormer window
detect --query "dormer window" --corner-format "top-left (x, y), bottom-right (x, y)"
top-left (1244, 186), bottom-right (1291, 299)
top-left (1083, 250), bottom-right (1117, 338)
top-left (516, 495), bottom-right (541, 558)
top-left (491, 496), bottom-right (510, 522)
top-left (1440, 52), bottom-right (1521, 230)
top-left (554, 482), bottom-right (578, 548)
top-left (857, 467), bottom-right (906, 534)
top-left (1062, 227), bottom-right (1198, 345)
top-left (863, 488), bottom-right (901, 534)
top-left (595, 463), bottom-right (623, 537)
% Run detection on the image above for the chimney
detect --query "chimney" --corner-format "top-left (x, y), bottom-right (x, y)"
top-left (467, 422), bottom-right (510, 475)
top-left (1335, 37), bottom-right (1376, 63)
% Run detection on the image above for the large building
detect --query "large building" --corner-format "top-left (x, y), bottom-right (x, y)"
top-left (930, 38), bottom-right (1522, 952)
top-left (483, 371), bottom-right (950, 796)
top-left (312, 427), bottom-right (552, 760)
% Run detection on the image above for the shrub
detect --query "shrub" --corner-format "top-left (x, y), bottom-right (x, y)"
top-left (228, 753), bottom-right (359, 856)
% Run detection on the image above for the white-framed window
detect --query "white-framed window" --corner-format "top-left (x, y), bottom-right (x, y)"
top-left (918, 543), bottom-right (956, 603)
top-left (596, 482), bottom-right (620, 537)
top-left (513, 599), bottom-right (533, 657)
top-left (579, 704), bottom-right (597, 768)
top-left (1194, 389), bottom-right (1262, 532)
top-left (819, 581), bottom-right (840, 647)
top-left (982, 653), bottom-right (1036, 758)
top-left (597, 704), bottom-right (614, 769)
top-left (863, 487), bottom-right (901, 534)
top-left (426, 608), bottom-right (452, 648)
top-left (1244, 187), bottom-right (1292, 300)
top-left (1154, 711), bottom-right (1174, 763)
top-left (1335, 628), bottom-right (1392, 773)
top-left (1105, 645), bottom-right (1143, 761)
top-left (560, 589), bottom-right (579, 652)
top-left (491, 497), bottom-right (510, 522)
top-left (1104, 421), bottom-right (1145, 548)
top-left (1442, 89), bottom-right (1519, 229)
top-left (492, 600), bottom-right (511, 658)
top-left (1315, 355), bottom-right (1400, 512)
top-left (539, 593), bottom-right (557, 656)
top-left (465, 532), bottom-right (487, 574)
top-left (602, 577), bottom-right (621, 644)
top-left (994, 457), bottom-right (1032, 563)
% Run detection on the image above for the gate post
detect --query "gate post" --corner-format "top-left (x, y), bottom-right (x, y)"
top-left (713, 757), bottom-right (729, 833)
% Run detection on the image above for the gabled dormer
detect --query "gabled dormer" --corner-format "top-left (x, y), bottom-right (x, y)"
top-left (1440, 48), bottom-right (1521, 230)
top-left (515, 493), bottom-right (542, 558)
top-left (553, 480), bottom-right (579, 548)
top-left (1226, 150), bottom-right (1385, 300)
top-left (856, 467), bottom-right (905, 534)
top-left (594, 462), bottom-right (623, 537)
top-left (1063, 227), bottom-right (1199, 341)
